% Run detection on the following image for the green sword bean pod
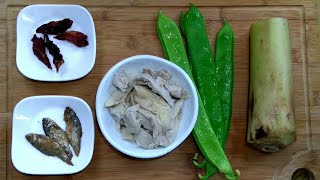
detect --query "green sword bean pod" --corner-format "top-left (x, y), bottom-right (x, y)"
top-left (156, 10), bottom-right (239, 180)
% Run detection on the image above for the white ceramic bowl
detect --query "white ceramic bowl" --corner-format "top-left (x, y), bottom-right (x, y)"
top-left (95, 55), bottom-right (198, 158)
top-left (11, 96), bottom-right (94, 174)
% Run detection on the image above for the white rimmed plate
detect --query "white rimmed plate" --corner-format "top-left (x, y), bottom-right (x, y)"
top-left (11, 95), bottom-right (94, 174)
top-left (16, 4), bottom-right (96, 81)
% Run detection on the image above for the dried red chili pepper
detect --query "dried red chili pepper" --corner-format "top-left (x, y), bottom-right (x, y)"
top-left (31, 34), bottom-right (52, 69)
top-left (44, 34), bottom-right (64, 72)
top-left (36, 18), bottom-right (73, 35)
top-left (54, 31), bottom-right (88, 47)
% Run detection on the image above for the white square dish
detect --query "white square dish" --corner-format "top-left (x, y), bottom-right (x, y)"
top-left (11, 96), bottom-right (94, 175)
top-left (16, 4), bottom-right (96, 81)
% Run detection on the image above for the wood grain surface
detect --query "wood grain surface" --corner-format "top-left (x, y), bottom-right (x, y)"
top-left (1, 0), bottom-right (320, 179)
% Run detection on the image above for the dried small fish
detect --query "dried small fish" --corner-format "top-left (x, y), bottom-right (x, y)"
top-left (44, 34), bottom-right (64, 72)
top-left (54, 31), bottom-right (88, 47)
top-left (42, 118), bottom-right (73, 159)
top-left (36, 18), bottom-right (73, 35)
top-left (64, 107), bottom-right (82, 156)
top-left (25, 133), bottom-right (73, 165)
top-left (31, 34), bottom-right (52, 69)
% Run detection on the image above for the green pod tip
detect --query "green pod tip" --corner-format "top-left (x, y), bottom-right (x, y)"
top-left (224, 169), bottom-right (240, 180)
top-left (223, 21), bottom-right (233, 32)
top-left (188, 4), bottom-right (202, 16)
top-left (157, 10), bottom-right (164, 18)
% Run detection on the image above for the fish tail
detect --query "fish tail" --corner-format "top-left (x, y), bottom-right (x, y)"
top-left (66, 159), bottom-right (73, 166)
top-left (75, 149), bottom-right (80, 157)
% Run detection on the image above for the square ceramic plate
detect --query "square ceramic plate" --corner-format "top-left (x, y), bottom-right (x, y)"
top-left (11, 96), bottom-right (94, 175)
top-left (16, 4), bottom-right (96, 81)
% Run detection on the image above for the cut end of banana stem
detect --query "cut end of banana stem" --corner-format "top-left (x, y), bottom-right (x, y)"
top-left (248, 133), bottom-right (296, 153)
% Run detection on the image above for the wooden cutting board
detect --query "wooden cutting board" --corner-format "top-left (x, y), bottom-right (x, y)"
top-left (1, 0), bottom-right (320, 179)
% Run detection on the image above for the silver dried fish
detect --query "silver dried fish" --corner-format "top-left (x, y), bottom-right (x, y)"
top-left (42, 118), bottom-right (73, 159)
top-left (25, 133), bottom-right (73, 165)
top-left (64, 107), bottom-right (82, 156)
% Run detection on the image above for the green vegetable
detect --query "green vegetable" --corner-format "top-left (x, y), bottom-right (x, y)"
top-left (199, 21), bottom-right (235, 180)
top-left (156, 11), bottom-right (190, 72)
top-left (215, 21), bottom-right (234, 145)
top-left (156, 10), bottom-right (240, 180)
top-left (180, 5), bottom-right (233, 179)
top-left (180, 3), bottom-right (224, 145)
top-left (192, 153), bottom-right (207, 169)
top-left (248, 18), bottom-right (296, 152)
